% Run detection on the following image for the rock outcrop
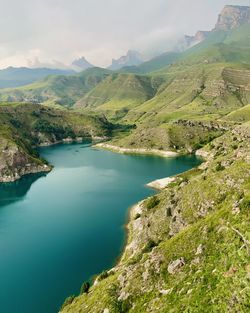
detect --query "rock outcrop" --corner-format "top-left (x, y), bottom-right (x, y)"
top-left (215, 5), bottom-right (250, 31)
top-left (71, 57), bottom-right (94, 72)
top-left (0, 138), bottom-right (51, 183)
top-left (108, 50), bottom-right (144, 70)
top-left (183, 5), bottom-right (250, 50)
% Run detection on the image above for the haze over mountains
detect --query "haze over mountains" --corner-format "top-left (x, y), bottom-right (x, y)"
top-left (108, 50), bottom-right (144, 70)
top-left (1, 4), bottom-right (249, 90)
top-left (183, 5), bottom-right (250, 48)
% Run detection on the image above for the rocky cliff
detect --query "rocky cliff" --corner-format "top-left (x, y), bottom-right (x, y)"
top-left (0, 138), bottom-right (51, 183)
top-left (108, 50), bottom-right (144, 71)
top-left (215, 5), bottom-right (250, 31)
top-left (184, 5), bottom-right (250, 49)
top-left (0, 103), bottom-right (113, 183)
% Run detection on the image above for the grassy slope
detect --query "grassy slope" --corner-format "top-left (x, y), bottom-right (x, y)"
top-left (0, 67), bottom-right (111, 107)
top-left (98, 25), bottom-right (250, 151)
top-left (59, 22), bottom-right (250, 313)
top-left (0, 67), bottom-right (74, 89)
top-left (76, 73), bottom-right (164, 120)
top-left (120, 52), bottom-right (181, 74)
top-left (61, 122), bottom-right (250, 313)
top-left (0, 102), bottom-right (113, 181)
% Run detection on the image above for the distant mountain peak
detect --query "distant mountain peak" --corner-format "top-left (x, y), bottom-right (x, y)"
top-left (71, 57), bottom-right (94, 72)
top-left (108, 50), bottom-right (144, 70)
top-left (182, 5), bottom-right (250, 51)
top-left (183, 31), bottom-right (211, 49)
top-left (215, 5), bottom-right (250, 31)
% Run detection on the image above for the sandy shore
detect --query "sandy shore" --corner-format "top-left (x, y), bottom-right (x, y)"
top-left (146, 177), bottom-right (176, 190)
top-left (94, 143), bottom-right (178, 158)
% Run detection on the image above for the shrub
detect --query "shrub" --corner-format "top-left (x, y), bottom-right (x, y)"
top-left (134, 213), bottom-right (141, 220)
top-left (239, 198), bottom-right (250, 210)
top-left (146, 196), bottom-right (160, 209)
top-left (142, 239), bottom-right (158, 253)
top-left (60, 295), bottom-right (75, 310)
top-left (215, 162), bottom-right (225, 171)
top-left (98, 270), bottom-right (109, 281)
top-left (80, 281), bottom-right (90, 294)
top-left (121, 299), bottom-right (132, 312)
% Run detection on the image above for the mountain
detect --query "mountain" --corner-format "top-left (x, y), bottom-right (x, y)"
top-left (0, 102), bottom-right (113, 182)
top-left (1, 4), bottom-right (250, 313)
top-left (121, 52), bottom-right (181, 74)
top-left (184, 31), bottom-right (211, 49)
top-left (108, 50), bottom-right (144, 70)
top-left (0, 67), bottom-right (111, 107)
top-left (60, 6), bottom-right (250, 312)
top-left (71, 57), bottom-right (94, 72)
top-left (215, 5), bottom-right (250, 30)
top-left (0, 67), bottom-right (74, 89)
top-left (76, 73), bottom-right (162, 119)
top-left (180, 5), bottom-right (250, 51)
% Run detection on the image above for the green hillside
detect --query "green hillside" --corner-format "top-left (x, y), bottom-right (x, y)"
top-left (0, 102), bottom-right (113, 182)
top-left (0, 67), bottom-right (74, 89)
top-left (76, 73), bottom-right (164, 120)
top-left (0, 67), bottom-right (111, 107)
top-left (121, 52), bottom-right (181, 74)
top-left (61, 121), bottom-right (250, 313)
top-left (179, 25), bottom-right (250, 65)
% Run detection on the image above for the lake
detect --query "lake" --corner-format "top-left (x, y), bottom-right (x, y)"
top-left (0, 143), bottom-right (201, 313)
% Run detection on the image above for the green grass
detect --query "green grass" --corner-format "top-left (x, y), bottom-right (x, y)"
top-left (224, 104), bottom-right (250, 123)
top-left (0, 67), bottom-right (111, 107)
top-left (61, 122), bottom-right (250, 313)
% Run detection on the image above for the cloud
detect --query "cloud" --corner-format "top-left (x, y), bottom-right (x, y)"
top-left (0, 0), bottom-right (249, 68)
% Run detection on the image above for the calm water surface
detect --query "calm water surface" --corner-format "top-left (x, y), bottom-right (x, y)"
top-left (0, 143), bottom-right (201, 313)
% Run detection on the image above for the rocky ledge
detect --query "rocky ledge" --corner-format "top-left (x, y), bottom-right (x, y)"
top-left (0, 139), bottom-right (51, 183)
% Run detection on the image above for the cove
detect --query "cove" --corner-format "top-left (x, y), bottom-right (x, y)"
top-left (0, 143), bottom-right (201, 313)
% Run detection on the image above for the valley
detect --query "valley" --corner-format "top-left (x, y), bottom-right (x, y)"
top-left (0, 4), bottom-right (250, 313)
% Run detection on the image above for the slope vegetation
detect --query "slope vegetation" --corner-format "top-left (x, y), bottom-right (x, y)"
top-left (61, 121), bottom-right (250, 313)
top-left (76, 73), bottom-right (163, 120)
top-left (0, 102), bottom-right (113, 182)
top-left (0, 68), bottom-right (111, 107)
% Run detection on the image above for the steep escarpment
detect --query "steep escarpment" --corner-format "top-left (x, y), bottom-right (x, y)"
top-left (0, 137), bottom-right (50, 183)
top-left (215, 5), bottom-right (250, 31)
top-left (0, 103), bottom-right (113, 182)
top-left (61, 122), bottom-right (250, 313)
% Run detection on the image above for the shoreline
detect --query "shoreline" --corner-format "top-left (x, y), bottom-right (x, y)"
top-left (94, 143), bottom-right (178, 158)
top-left (0, 137), bottom-right (108, 184)
top-left (146, 176), bottom-right (176, 190)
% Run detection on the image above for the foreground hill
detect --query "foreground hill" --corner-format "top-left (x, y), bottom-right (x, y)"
top-left (61, 121), bottom-right (250, 313)
top-left (0, 102), bottom-right (113, 182)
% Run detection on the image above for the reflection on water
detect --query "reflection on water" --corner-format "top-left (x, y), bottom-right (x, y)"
top-left (0, 173), bottom-right (47, 207)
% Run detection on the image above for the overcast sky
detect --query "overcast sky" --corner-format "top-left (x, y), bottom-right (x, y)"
top-left (0, 0), bottom-right (249, 68)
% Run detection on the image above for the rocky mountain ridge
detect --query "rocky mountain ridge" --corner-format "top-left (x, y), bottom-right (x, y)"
top-left (184, 5), bottom-right (250, 49)
top-left (108, 50), bottom-right (144, 70)
top-left (71, 57), bottom-right (94, 72)
top-left (215, 5), bottom-right (250, 31)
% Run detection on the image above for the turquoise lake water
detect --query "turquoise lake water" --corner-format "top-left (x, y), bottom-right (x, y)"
top-left (0, 143), bottom-right (201, 313)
